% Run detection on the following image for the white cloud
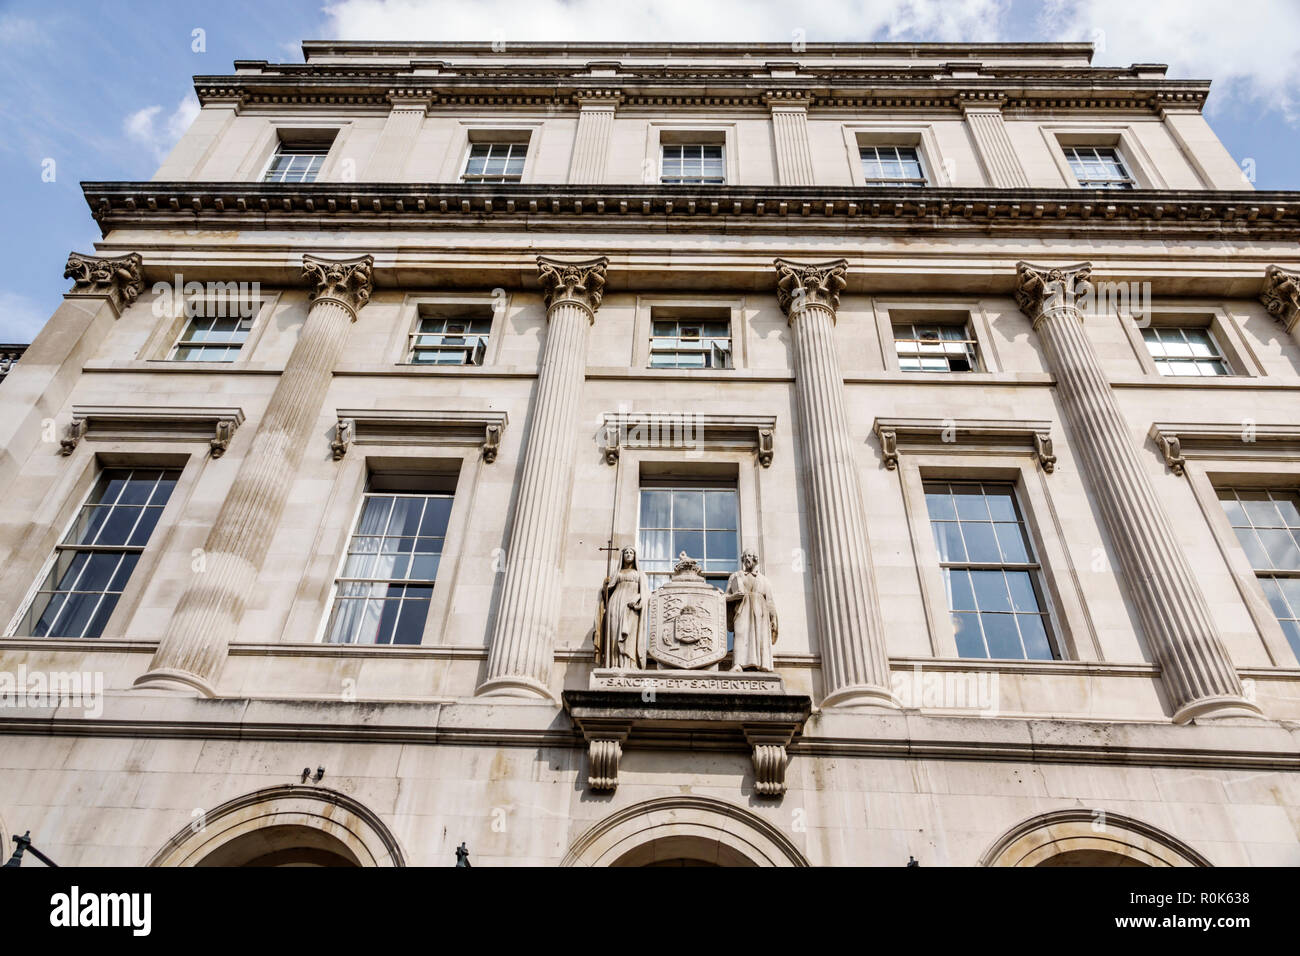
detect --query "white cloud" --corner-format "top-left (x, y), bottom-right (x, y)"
top-left (320, 0), bottom-right (1300, 120)
top-left (1041, 0), bottom-right (1300, 120)
top-left (123, 94), bottom-right (201, 162)
top-left (0, 291), bottom-right (55, 344)
top-left (321, 0), bottom-right (1010, 44)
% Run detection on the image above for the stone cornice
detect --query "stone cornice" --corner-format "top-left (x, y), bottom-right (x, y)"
top-left (83, 183), bottom-right (1300, 241)
top-left (196, 76), bottom-right (1209, 116)
top-left (63, 251), bottom-right (144, 315)
top-left (0, 696), bottom-right (1296, 772)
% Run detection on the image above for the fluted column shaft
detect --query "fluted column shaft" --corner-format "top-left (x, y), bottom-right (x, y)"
top-left (775, 259), bottom-right (897, 708)
top-left (1017, 262), bottom-right (1258, 723)
top-left (480, 256), bottom-right (609, 699)
top-left (136, 255), bottom-right (375, 695)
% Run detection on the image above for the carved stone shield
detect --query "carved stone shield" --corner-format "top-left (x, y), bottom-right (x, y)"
top-left (647, 554), bottom-right (727, 670)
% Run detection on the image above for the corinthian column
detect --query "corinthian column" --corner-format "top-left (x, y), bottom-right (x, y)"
top-left (774, 259), bottom-right (897, 708)
top-left (479, 256), bottom-right (608, 700)
top-left (135, 254), bottom-right (375, 695)
top-left (1260, 265), bottom-right (1300, 336)
top-left (1016, 262), bottom-right (1260, 723)
top-left (0, 253), bottom-right (143, 495)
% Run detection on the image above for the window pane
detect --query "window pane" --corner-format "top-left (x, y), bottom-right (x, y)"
top-left (982, 613), bottom-right (1022, 658)
top-left (971, 570), bottom-right (1012, 612)
top-left (953, 612), bottom-right (986, 658)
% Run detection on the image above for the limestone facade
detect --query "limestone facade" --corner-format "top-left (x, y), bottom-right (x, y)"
top-left (0, 42), bottom-right (1298, 867)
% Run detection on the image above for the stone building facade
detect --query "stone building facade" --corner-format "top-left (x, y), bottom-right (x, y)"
top-left (1, 41), bottom-right (1299, 867)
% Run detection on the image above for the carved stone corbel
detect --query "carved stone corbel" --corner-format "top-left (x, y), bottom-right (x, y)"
top-left (600, 422), bottom-right (620, 465)
top-left (210, 418), bottom-right (239, 459)
top-left (743, 725), bottom-right (795, 797)
top-left (1033, 431), bottom-right (1057, 473)
top-left (331, 418), bottom-right (355, 461)
top-left (482, 422), bottom-right (502, 463)
top-left (1260, 265), bottom-right (1300, 333)
top-left (60, 417), bottom-right (87, 456)
top-left (581, 719), bottom-right (633, 792)
top-left (877, 427), bottom-right (899, 470)
top-left (587, 739), bottom-right (623, 792)
top-left (757, 428), bottom-right (774, 468)
top-left (63, 252), bottom-right (145, 316)
top-left (1153, 430), bottom-right (1186, 476)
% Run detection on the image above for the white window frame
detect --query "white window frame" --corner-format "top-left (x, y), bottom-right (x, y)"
top-left (321, 483), bottom-right (455, 647)
top-left (873, 302), bottom-right (1001, 374)
top-left (1041, 125), bottom-right (1166, 190)
top-left (858, 144), bottom-right (928, 187)
top-left (1118, 307), bottom-right (1263, 379)
top-left (643, 124), bottom-right (738, 186)
top-left (840, 125), bottom-right (950, 187)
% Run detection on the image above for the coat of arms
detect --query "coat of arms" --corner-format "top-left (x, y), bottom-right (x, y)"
top-left (646, 553), bottom-right (727, 670)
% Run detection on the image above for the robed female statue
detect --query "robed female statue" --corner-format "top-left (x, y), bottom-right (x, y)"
top-left (595, 547), bottom-right (650, 670)
top-left (726, 550), bottom-right (779, 671)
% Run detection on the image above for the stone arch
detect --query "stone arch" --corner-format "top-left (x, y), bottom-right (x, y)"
top-left (562, 795), bottom-right (809, 867)
top-left (980, 809), bottom-right (1211, 868)
top-left (148, 785), bottom-right (405, 867)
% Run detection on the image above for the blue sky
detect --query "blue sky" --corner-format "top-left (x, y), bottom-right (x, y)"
top-left (1, 0), bottom-right (1297, 342)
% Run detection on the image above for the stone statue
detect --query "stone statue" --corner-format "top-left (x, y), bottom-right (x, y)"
top-left (596, 547), bottom-right (650, 670)
top-left (726, 550), bottom-right (778, 672)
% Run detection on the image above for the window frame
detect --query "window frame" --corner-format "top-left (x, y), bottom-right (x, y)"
top-left (5, 459), bottom-right (192, 641)
top-left (636, 479), bottom-right (741, 593)
top-left (874, 303), bottom-right (1001, 374)
top-left (445, 125), bottom-right (540, 185)
top-left (887, 443), bottom-right (1098, 661)
top-left (1061, 144), bottom-right (1136, 190)
top-left (386, 294), bottom-right (509, 370)
top-left (1118, 307), bottom-right (1262, 380)
top-left (891, 319), bottom-right (981, 373)
top-left (407, 314), bottom-right (492, 367)
top-left (644, 125), bottom-right (737, 186)
top-left (858, 144), bottom-right (928, 187)
top-left (1140, 324), bottom-right (1231, 377)
top-left (841, 125), bottom-right (949, 188)
top-left (321, 481), bottom-right (456, 647)
top-left (1177, 455), bottom-right (1300, 668)
top-left (922, 479), bottom-right (1058, 661)
top-left (658, 142), bottom-right (726, 185)
top-left (1043, 126), bottom-right (1165, 191)
top-left (631, 297), bottom-right (748, 371)
top-left (647, 314), bottom-right (734, 370)
top-left (461, 141), bottom-right (529, 184)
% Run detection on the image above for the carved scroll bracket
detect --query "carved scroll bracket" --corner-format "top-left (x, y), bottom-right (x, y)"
top-left (333, 409), bottom-right (507, 463)
top-left (599, 412), bottom-right (777, 468)
top-left (59, 406), bottom-right (245, 458)
top-left (872, 417), bottom-right (1056, 473)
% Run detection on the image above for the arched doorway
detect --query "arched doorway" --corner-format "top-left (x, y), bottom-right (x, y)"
top-left (562, 795), bottom-right (809, 867)
top-left (149, 785), bottom-right (405, 867)
top-left (980, 809), bottom-right (1211, 867)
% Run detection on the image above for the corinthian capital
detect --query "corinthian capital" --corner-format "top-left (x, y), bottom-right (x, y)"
top-left (1014, 261), bottom-right (1093, 326)
top-left (536, 255), bottom-right (609, 316)
top-left (1260, 265), bottom-right (1300, 332)
top-left (303, 254), bottom-right (375, 318)
top-left (774, 258), bottom-right (848, 320)
top-left (63, 251), bottom-right (144, 315)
